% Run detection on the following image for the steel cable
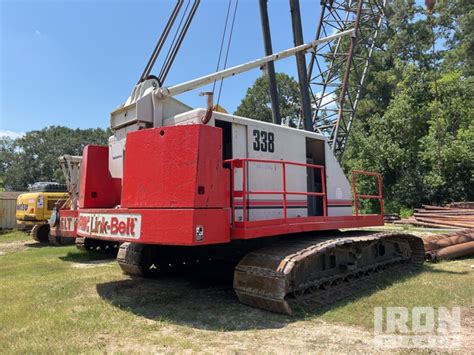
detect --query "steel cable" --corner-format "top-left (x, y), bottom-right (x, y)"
top-left (212, 0), bottom-right (234, 94)
top-left (217, 0), bottom-right (239, 107)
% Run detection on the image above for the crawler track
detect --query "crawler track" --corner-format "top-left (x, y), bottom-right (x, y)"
top-left (75, 237), bottom-right (86, 251)
top-left (117, 242), bottom-right (144, 276)
top-left (76, 237), bottom-right (120, 255)
top-left (287, 263), bottom-right (418, 312)
top-left (116, 232), bottom-right (424, 315)
top-left (233, 232), bottom-right (424, 314)
top-left (117, 243), bottom-right (209, 277)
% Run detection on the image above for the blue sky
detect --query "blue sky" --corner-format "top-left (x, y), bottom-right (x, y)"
top-left (0, 0), bottom-right (326, 137)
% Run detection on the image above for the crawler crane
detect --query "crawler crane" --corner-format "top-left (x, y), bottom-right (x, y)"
top-left (54, 0), bottom-right (424, 314)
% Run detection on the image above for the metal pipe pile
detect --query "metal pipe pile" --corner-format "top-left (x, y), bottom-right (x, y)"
top-left (394, 203), bottom-right (474, 229)
top-left (422, 229), bottom-right (474, 262)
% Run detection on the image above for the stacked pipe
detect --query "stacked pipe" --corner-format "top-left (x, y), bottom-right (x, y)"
top-left (422, 229), bottom-right (474, 262)
top-left (394, 203), bottom-right (474, 229)
top-left (447, 202), bottom-right (474, 209)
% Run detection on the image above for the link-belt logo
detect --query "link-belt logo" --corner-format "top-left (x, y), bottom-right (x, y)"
top-left (77, 213), bottom-right (141, 239)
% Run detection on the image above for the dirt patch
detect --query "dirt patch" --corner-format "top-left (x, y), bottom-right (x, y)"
top-left (104, 310), bottom-right (474, 353)
top-left (0, 240), bottom-right (39, 254)
top-left (460, 304), bottom-right (474, 351)
top-left (202, 321), bottom-right (374, 353)
top-left (70, 260), bottom-right (115, 269)
top-left (106, 320), bottom-right (375, 353)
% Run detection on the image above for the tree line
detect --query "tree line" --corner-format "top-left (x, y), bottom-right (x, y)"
top-left (0, 127), bottom-right (111, 191)
top-left (342, 0), bottom-right (473, 213)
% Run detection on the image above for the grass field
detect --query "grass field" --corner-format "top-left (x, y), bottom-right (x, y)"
top-left (0, 230), bottom-right (473, 353)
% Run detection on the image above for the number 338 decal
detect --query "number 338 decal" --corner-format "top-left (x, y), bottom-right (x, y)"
top-left (252, 129), bottom-right (275, 153)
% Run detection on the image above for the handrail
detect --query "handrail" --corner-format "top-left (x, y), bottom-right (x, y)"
top-left (225, 158), bottom-right (326, 226)
top-left (351, 170), bottom-right (384, 217)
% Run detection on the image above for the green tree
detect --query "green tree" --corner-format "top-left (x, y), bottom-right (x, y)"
top-left (0, 126), bottom-right (111, 191)
top-left (435, 0), bottom-right (474, 76)
top-left (354, 0), bottom-right (435, 125)
top-left (419, 71), bottom-right (474, 203)
top-left (343, 1), bottom-right (474, 213)
top-left (234, 73), bottom-right (301, 126)
top-left (0, 137), bottom-right (15, 190)
top-left (344, 64), bottom-right (433, 212)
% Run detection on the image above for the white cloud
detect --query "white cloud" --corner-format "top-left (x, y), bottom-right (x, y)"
top-left (34, 29), bottom-right (41, 36)
top-left (0, 130), bottom-right (24, 139)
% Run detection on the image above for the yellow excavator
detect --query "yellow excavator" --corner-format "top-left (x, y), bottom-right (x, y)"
top-left (16, 182), bottom-right (68, 242)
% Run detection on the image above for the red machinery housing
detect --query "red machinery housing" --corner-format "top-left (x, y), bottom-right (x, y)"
top-left (71, 124), bottom-right (383, 246)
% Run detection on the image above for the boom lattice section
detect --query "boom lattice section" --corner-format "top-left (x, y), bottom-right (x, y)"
top-left (307, 0), bottom-right (387, 158)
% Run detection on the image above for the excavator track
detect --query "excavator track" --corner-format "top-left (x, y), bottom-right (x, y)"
top-left (233, 232), bottom-right (425, 315)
